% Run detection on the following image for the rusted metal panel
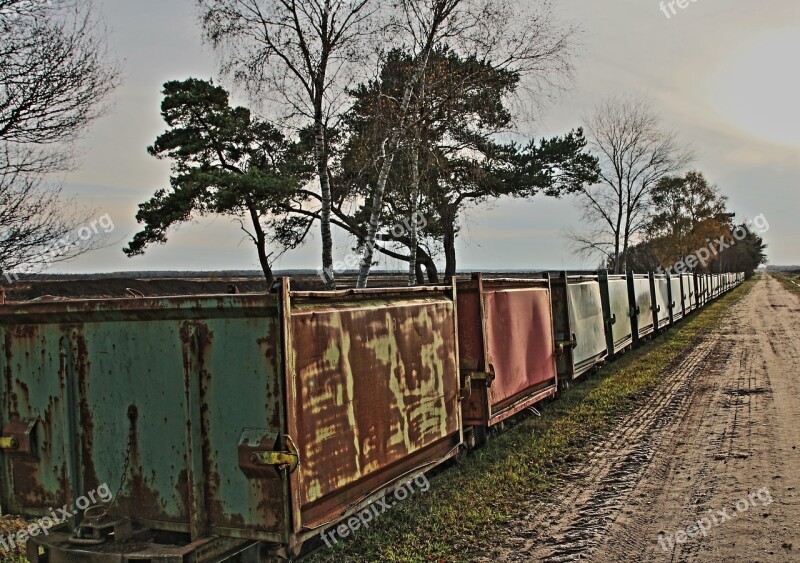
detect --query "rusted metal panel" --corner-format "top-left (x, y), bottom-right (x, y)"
top-left (599, 273), bottom-right (633, 354)
top-left (552, 274), bottom-right (607, 380)
top-left (1, 295), bottom-right (290, 544)
top-left (456, 275), bottom-right (557, 429)
top-left (2, 285), bottom-right (464, 555)
top-left (283, 282), bottom-right (462, 533)
top-left (628, 273), bottom-right (655, 340)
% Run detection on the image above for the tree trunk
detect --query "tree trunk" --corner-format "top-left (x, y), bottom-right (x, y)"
top-left (407, 147), bottom-right (420, 286)
top-left (313, 114), bottom-right (335, 289)
top-left (417, 244), bottom-right (439, 283)
top-left (357, 43), bottom-right (436, 289)
top-left (442, 211), bottom-right (457, 285)
top-left (257, 240), bottom-right (274, 288)
top-left (614, 195), bottom-right (623, 273)
top-left (247, 202), bottom-right (274, 287)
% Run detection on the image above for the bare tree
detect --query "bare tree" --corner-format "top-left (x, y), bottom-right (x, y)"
top-left (0, 150), bottom-right (102, 281)
top-left (356, 0), bottom-right (576, 287)
top-left (0, 0), bottom-right (120, 280)
top-left (572, 95), bottom-right (691, 273)
top-left (198, 0), bottom-right (380, 289)
top-left (1, 0), bottom-right (117, 145)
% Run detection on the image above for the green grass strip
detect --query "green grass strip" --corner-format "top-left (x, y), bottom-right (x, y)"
top-left (308, 278), bottom-right (756, 563)
top-left (773, 272), bottom-right (800, 297)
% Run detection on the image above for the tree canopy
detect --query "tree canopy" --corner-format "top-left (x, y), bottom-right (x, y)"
top-left (0, 0), bottom-right (119, 279)
top-left (124, 78), bottom-right (312, 285)
top-left (623, 171), bottom-right (766, 276)
top-left (333, 47), bottom-right (598, 282)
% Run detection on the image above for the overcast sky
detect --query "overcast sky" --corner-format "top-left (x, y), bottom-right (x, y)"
top-left (54, 0), bottom-right (800, 274)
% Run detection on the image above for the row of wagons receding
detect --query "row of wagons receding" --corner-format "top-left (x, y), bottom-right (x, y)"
top-left (0, 271), bottom-right (744, 562)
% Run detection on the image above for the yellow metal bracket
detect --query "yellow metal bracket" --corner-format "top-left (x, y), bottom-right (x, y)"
top-left (249, 435), bottom-right (299, 474)
top-left (0, 436), bottom-right (19, 450)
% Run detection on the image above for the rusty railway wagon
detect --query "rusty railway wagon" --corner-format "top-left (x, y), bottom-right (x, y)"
top-left (0, 281), bottom-right (464, 562)
top-left (456, 274), bottom-right (558, 446)
top-left (0, 270), bottom-right (743, 562)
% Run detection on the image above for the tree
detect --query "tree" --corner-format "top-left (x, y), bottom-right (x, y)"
top-left (198, 0), bottom-right (379, 289)
top-left (0, 149), bottom-right (101, 281)
top-left (718, 224), bottom-right (767, 277)
top-left (623, 171), bottom-right (768, 276)
top-left (338, 48), bottom-right (598, 283)
top-left (124, 79), bottom-right (312, 286)
top-left (0, 0), bottom-right (119, 279)
top-left (572, 95), bottom-right (691, 273)
top-left (356, 0), bottom-right (577, 287)
top-left (647, 171), bottom-right (731, 270)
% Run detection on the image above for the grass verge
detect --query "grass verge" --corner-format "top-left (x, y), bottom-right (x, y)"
top-left (773, 272), bottom-right (800, 297)
top-left (308, 278), bottom-right (756, 563)
top-left (0, 515), bottom-right (29, 562)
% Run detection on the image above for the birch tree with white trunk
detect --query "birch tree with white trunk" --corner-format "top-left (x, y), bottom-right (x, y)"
top-left (198, 0), bottom-right (380, 289)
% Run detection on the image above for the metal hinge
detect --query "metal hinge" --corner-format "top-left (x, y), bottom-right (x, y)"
top-left (459, 375), bottom-right (472, 401)
top-left (1, 419), bottom-right (37, 457)
top-left (248, 435), bottom-right (299, 474)
top-left (556, 333), bottom-right (577, 355)
top-left (0, 436), bottom-right (18, 450)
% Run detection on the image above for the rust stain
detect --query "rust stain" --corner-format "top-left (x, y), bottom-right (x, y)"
top-left (74, 333), bottom-right (101, 493)
top-left (290, 296), bottom-right (459, 509)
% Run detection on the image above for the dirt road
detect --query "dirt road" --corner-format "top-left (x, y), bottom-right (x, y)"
top-left (481, 275), bottom-right (800, 562)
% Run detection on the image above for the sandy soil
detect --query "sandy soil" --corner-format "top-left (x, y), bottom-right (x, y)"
top-left (480, 275), bottom-right (800, 562)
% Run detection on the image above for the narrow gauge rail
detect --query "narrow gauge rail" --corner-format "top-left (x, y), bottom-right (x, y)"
top-left (0, 271), bottom-right (744, 562)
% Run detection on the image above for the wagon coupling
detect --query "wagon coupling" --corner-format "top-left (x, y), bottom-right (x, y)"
top-left (69, 517), bottom-right (134, 546)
